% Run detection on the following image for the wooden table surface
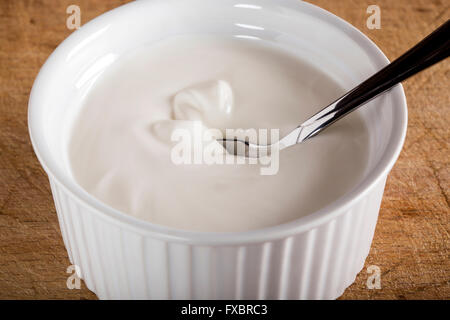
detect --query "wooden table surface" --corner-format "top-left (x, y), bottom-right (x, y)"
top-left (0, 0), bottom-right (448, 300)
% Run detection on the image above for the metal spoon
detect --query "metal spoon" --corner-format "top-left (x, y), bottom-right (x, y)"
top-left (219, 20), bottom-right (449, 158)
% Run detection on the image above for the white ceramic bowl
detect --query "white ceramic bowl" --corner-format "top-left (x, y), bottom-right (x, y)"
top-left (28, 0), bottom-right (407, 299)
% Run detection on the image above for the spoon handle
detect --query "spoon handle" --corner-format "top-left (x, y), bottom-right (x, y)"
top-left (295, 19), bottom-right (450, 143)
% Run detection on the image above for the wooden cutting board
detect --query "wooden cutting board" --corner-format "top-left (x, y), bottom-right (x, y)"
top-left (0, 0), bottom-right (448, 299)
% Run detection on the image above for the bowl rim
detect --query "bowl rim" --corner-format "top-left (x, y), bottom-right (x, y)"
top-left (28, 0), bottom-right (408, 245)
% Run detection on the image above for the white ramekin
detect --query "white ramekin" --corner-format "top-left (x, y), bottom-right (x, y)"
top-left (28, 0), bottom-right (407, 299)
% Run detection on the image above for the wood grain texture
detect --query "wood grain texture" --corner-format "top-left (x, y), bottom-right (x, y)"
top-left (0, 0), bottom-right (448, 300)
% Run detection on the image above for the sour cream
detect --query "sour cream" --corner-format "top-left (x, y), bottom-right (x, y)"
top-left (67, 36), bottom-right (369, 232)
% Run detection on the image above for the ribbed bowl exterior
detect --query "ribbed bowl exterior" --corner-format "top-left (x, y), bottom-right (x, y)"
top-left (49, 176), bottom-right (387, 300)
